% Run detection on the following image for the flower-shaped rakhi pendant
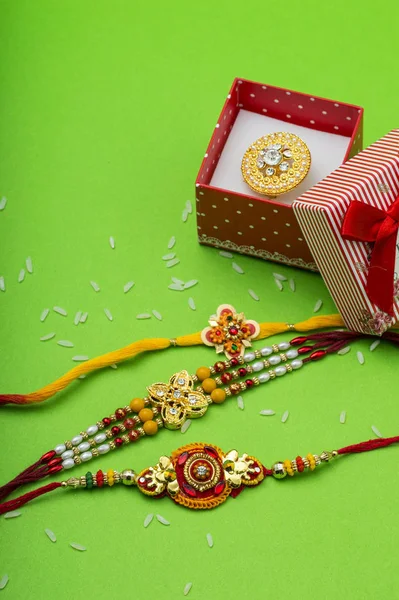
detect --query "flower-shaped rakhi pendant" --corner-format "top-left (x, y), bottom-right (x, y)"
top-left (201, 304), bottom-right (260, 359)
top-left (136, 442), bottom-right (265, 509)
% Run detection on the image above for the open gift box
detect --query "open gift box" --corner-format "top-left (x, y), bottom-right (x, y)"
top-left (195, 78), bottom-right (363, 271)
top-left (293, 129), bottom-right (399, 335)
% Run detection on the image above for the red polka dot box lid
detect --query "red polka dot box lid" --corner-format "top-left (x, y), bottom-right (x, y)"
top-left (293, 129), bottom-right (399, 336)
top-left (195, 77), bottom-right (363, 272)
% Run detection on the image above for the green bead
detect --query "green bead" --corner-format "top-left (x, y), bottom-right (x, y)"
top-left (86, 472), bottom-right (93, 489)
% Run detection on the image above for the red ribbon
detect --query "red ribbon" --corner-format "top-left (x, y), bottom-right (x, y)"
top-left (341, 196), bottom-right (399, 316)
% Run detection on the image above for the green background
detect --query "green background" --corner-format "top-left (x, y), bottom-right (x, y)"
top-left (1, 1), bottom-right (399, 598)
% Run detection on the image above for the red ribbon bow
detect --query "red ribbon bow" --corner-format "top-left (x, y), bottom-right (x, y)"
top-left (341, 196), bottom-right (399, 316)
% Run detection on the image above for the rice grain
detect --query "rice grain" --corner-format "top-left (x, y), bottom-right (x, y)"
top-left (136, 313), bottom-right (151, 319)
top-left (248, 289), bottom-right (259, 301)
top-left (40, 308), bottom-right (49, 321)
top-left (188, 297), bottom-right (196, 311)
top-left (109, 236), bottom-right (115, 249)
top-left (70, 542), bottom-right (86, 552)
top-left (26, 256), bottom-right (33, 273)
top-left (184, 280), bottom-right (198, 289)
top-left (123, 281), bottom-right (135, 293)
top-left (104, 308), bottom-right (113, 321)
top-left (168, 283), bottom-right (184, 291)
top-left (372, 425), bottom-right (383, 438)
top-left (219, 251), bottom-right (233, 258)
top-left (0, 575), bottom-right (9, 590)
top-left (273, 272), bottom-right (287, 281)
top-left (57, 340), bottom-right (74, 348)
top-left (182, 209), bottom-right (188, 222)
top-left (357, 351), bottom-right (365, 365)
top-left (181, 419), bottom-right (192, 434)
top-left (152, 309), bottom-right (163, 321)
top-left (340, 410), bottom-right (346, 424)
top-left (237, 396), bottom-right (244, 410)
top-left (18, 268), bottom-right (25, 283)
top-left (45, 528), bottom-right (57, 542)
top-left (72, 355), bottom-right (89, 362)
top-left (281, 410), bottom-right (289, 423)
top-left (0, 276), bottom-right (4, 292)
top-left (168, 236), bottom-right (176, 249)
top-left (259, 409), bottom-right (275, 416)
top-left (90, 281), bottom-right (100, 292)
top-left (232, 262), bottom-right (244, 274)
top-left (80, 312), bottom-right (88, 323)
top-left (0, 196), bottom-right (7, 211)
top-left (4, 510), bottom-right (21, 519)
top-left (183, 582), bottom-right (193, 596)
top-left (144, 513), bottom-right (154, 528)
top-left (74, 311), bottom-right (82, 325)
top-left (166, 258), bottom-right (180, 268)
top-left (274, 278), bottom-right (283, 291)
top-left (162, 253), bottom-right (176, 261)
top-left (370, 339), bottom-right (381, 352)
top-left (313, 299), bottom-right (323, 313)
top-left (206, 533), bottom-right (214, 548)
top-left (337, 346), bottom-right (351, 355)
top-left (156, 514), bottom-right (170, 526)
top-left (53, 306), bottom-right (67, 316)
top-left (289, 278), bottom-right (296, 292)
top-left (40, 333), bottom-right (55, 342)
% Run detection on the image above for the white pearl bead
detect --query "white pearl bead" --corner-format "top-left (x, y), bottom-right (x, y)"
top-left (80, 451), bottom-right (93, 462)
top-left (71, 435), bottom-right (83, 446)
top-left (261, 346), bottom-right (272, 356)
top-left (98, 444), bottom-right (110, 454)
top-left (243, 351), bottom-right (255, 362)
top-left (54, 443), bottom-right (66, 455)
top-left (252, 361), bottom-right (264, 372)
top-left (286, 349), bottom-right (298, 359)
top-left (258, 372), bottom-right (270, 383)
top-left (291, 359), bottom-right (303, 370)
top-left (275, 365), bottom-right (287, 376)
top-left (278, 341), bottom-right (290, 351)
top-left (61, 450), bottom-right (74, 460)
top-left (86, 424), bottom-right (98, 436)
top-left (94, 432), bottom-right (106, 444)
top-left (269, 355), bottom-right (281, 365)
top-left (62, 458), bottom-right (75, 469)
top-left (78, 441), bottom-right (90, 452)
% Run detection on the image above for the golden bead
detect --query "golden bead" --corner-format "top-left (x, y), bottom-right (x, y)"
top-left (272, 462), bottom-right (287, 479)
top-left (196, 366), bottom-right (211, 381)
top-left (130, 397), bottom-right (145, 413)
top-left (202, 378), bottom-right (217, 393)
top-left (143, 420), bottom-right (158, 435)
top-left (138, 408), bottom-right (154, 422)
top-left (210, 388), bottom-right (226, 404)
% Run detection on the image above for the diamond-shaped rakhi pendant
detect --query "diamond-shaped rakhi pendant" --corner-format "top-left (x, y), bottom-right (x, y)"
top-left (136, 442), bottom-right (266, 509)
top-left (241, 132), bottom-right (311, 197)
top-left (201, 303), bottom-right (260, 359)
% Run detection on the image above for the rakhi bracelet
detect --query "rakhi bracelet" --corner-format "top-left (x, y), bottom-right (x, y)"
top-left (1, 435), bottom-right (399, 515)
top-left (0, 328), bottom-right (371, 504)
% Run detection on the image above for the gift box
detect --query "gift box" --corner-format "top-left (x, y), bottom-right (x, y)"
top-left (293, 129), bottom-right (399, 335)
top-left (195, 78), bottom-right (363, 271)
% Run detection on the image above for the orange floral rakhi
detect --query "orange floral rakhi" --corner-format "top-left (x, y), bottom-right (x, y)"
top-left (200, 304), bottom-right (260, 359)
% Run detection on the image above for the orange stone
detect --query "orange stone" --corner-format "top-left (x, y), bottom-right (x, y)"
top-left (130, 397), bottom-right (145, 413)
top-left (143, 420), bottom-right (158, 435)
top-left (138, 408), bottom-right (154, 422)
top-left (210, 388), bottom-right (226, 404)
top-left (202, 378), bottom-right (217, 393)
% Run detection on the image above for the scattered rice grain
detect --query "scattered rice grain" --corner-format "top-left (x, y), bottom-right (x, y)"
top-left (188, 297), bottom-right (196, 311)
top-left (136, 313), bottom-right (151, 319)
top-left (183, 582), bottom-right (193, 596)
top-left (370, 339), bottom-right (381, 352)
top-left (0, 276), bottom-right (4, 292)
top-left (53, 306), bottom-right (67, 316)
top-left (219, 251), bottom-right (233, 258)
top-left (0, 575), bottom-right (9, 590)
top-left (357, 351), bottom-right (365, 365)
top-left (26, 256), bottom-right (33, 273)
top-left (123, 281), bottom-right (135, 293)
top-left (4, 510), bottom-right (21, 519)
top-left (232, 262), bottom-right (244, 274)
top-left (0, 196), bottom-right (7, 211)
top-left (156, 514), bottom-right (170, 526)
top-left (337, 346), bottom-right (351, 355)
top-left (167, 236), bottom-right (176, 249)
top-left (181, 419), bottom-right (192, 434)
top-left (40, 333), bottom-right (55, 342)
top-left (274, 278), bottom-right (283, 291)
top-left (90, 281), bottom-right (100, 292)
top-left (143, 513), bottom-right (154, 528)
top-left (110, 364), bottom-right (118, 369)
top-left (162, 253), bottom-right (175, 261)
top-left (57, 340), bottom-right (74, 348)
top-left (186, 200), bottom-right (193, 214)
top-left (152, 309), bottom-right (163, 321)
top-left (18, 268), bottom-right (25, 283)
top-left (237, 396), bottom-right (244, 410)
top-left (259, 409), bottom-right (275, 416)
top-left (70, 542), bottom-right (86, 552)
top-left (104, 308), bottom-right (113, 321)
top-left (40, 308), bottom-right (49, 321)
top-left (313, 299), bottom-right (323, 313)
top-left (78, 375), bottom-right (87, 379)
top-left (74, 311), bottom-right (82, 325)
top-left (183, 280), bottom-right (198, 289)
top-left (206, 533), bottom-right (214, 548)
top-left (72, 355), bottom-right (89, 362)
top-left (281, 410), bottom-right (289, 423)
top-left (289, 278), bottom-right (296, 292)
top-left (340, 410), bottom-right (346, 424)
top-left (109, 236), bottom-right (115, 249)
top-left (80, 312), bottom-right (88, 323)
top-left (248, 289), bottom-right (259, 301)
top-left (273, 272), bottom-right (287, 281)
top-left (45, 528), bottom-right (57, 542)
top-left (372, 425), bottom-right (383, 438)
top-left (166, 258), bottom-right (180, 268)
top-left (182, 209), bottom-right (188, 222)
top-left (169, 283), bottom-right (184, 291)
top-left (172, 277), bottom-right (185, 285)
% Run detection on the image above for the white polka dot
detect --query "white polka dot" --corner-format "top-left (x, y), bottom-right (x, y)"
top-left (206, 168), bottom-right (209, 173)
top-left (310, 120), bottom-right (315, 124)
top-left (225, 219), bottom-right (230, 223)
top-left (204, 153), bottom-right (208, 158)
top-left (212, 160), bottom-right (215, 164)
top-left (213, 225), bottom-right (218, 229)
top-left (334, 126), bottom-right (339, 130)
top-left (238, 80), bottom-right (243, 84)
top-left (238, 103), bottom-right (243, 108)
top-left (262, 86), bottom-right (267, 90)
top-left (248, 203), bottom-right (253, 207)
top-left (196, 211), bottom-right (200, 216)
top-left (346, 116), bottom-right (352, 121)
top-left (250, 93), bottom-right (255, 98)
top-left (223, 115), bottom-right (226, 120)
top-left (199, 191), bottom-right (204, 195)
top-left (286, 114), bottom-right (291, 119)
top-left (201, 213), bottom-right (206, 217)
top-left (285, 223), bottom-right (291, 227)
top-left (273, 231), bottom-right (279, 235)
top-left (212, 204), bottom-right (217, 208)
top-left (261, 216), bottom-right (266, 220)
top-left (273, 209), bottom-right (278, 214)
top-left (286, 91), bottom-right (291, 95)
top-left (217, 138), bottom-right (220, 143)
top-left (227, 94), bottom-right (231, 99)
top-left (212, 145), bottom-right (215, 150)
top-left (249, 225), bottom-right (254, 229)
top-left (196, 198), bottom-right (200, 202)
top-left (237, 210), bottom-right (241, 214)
top-left (286, 244), bottom-right (291, 248)
top-left (224, 131), bottom-right (227, 136)
top-left (274, 99), bottom-right (279, 103)
top-left (229, 109), bottom-right (233, 115)
top-left (224, 197), bottom-right (229, 201)
top-left (322, 111), bottom-right (327, 115)
top-left (196, 183), bottom-right (200, 187)
top-left (334, 103), bottom-right (339, 107)
top-left (237, 231), bottom-right (242, 235)
top-left (262, 108), bottom-right (268, 113)
top-left (310, 97), bottom-right (315, 102)
top-left (261, 237), bottom-right (267, 241)
top-left (197, 226), bottom-right (201, 230)
top-left (215, 124), bottom-right (220, 128)
top-left (298, 105), bottom-right (303, 109)
top-left (298, 237), bottom-right (303, 241)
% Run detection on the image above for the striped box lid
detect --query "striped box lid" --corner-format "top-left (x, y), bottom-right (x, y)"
top-left (293, 129), bottom-right (399, 335)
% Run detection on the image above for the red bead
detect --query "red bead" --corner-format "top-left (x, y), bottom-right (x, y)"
top-left (310, 350), bottom-right (327, 361)
top-left (183, 483), bottom-right (197, 497)
top-left (245, 379), bottom-right (254, 388)
top-left (238, 367), bottom-right (247, 378)
top-left (103, 417), bottom-right (111, 426)
top-left (48, 465), bottom-right (63, 474)
top-left (229, 384), bottom-right (241, 395)
top-left (290, 336), bottom-right (308, 346)
top-left (178, 452), bottom-right (189, 465)
top-left (221, 372), bottom-right (232, 384)
top-left (128, 430), bottom-right (139, 442)
top-left (111, 426), bottom-right (121, 436)
top-left (114, 437), bottom-right (124, 447)
top-left (298, 345), bottom-right (313, 355)
top-left (41, 450), bottom-right (56, 464)
top-left (241, 327), bottom-right (247, 333)
top-left (204, 446), bottom-right (219, 458)
top-left (115, 408), bottom-right (125, 420)
top-left (229, 326), bottom-right (238, 335)
top-left (96, 470), bottom-right (104, 487)
top-left (296, 456), bottom-right (304, 473)
top-left (214, 361), bottom-right (226, 372)
top-left (123, 418), bottom-right (135, 430)
top-left (214, 481), bottom-right (225, 495)
top-left (47, 457), bottom-right (62, 468)
top-left (215, 329), bottom-right (221, 335)
top-left (230, 358), bottom-right (239, 367)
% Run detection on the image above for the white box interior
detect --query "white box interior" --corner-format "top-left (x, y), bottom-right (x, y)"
top-left (210, 109), bottom-right (351, 205)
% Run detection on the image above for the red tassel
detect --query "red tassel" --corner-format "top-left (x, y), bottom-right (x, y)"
top-left (0, 482), bottom-right (62, 515)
